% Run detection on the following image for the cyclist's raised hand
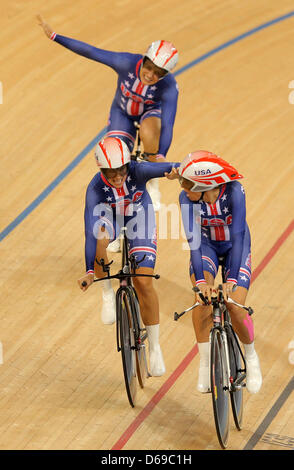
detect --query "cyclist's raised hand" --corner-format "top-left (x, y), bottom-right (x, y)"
top-left (164, 167), bottom-right (179, 180)
top-left (222, 281), bottom-right (237, 301)
top-left (37, 14), bottom-right (54, 39)
top-left (78, 273), bottom-right (94, 291)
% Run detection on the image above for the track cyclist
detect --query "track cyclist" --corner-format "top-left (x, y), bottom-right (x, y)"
top-left (176, 150), bottom-right (262, 394)
top-left (37, 14), bottom-right (179, 229)
top-left (77, 136), bottom-right (179, 377)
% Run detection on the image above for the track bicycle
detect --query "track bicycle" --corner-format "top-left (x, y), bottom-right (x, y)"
top-left (83, 227), bottom-right (160, 407)
top-left (174, 260), bottom-right (253, 449)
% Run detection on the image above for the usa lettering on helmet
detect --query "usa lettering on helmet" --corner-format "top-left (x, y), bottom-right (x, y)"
top-left (179, 150), bottom-right (243, 192)
top-left (194, 169), bottom-right (212, 175)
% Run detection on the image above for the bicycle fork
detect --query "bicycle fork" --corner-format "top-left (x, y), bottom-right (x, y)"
top-left (221, 329), bottom-right (231, 392)
top-left (209, 304), bottom-right (230, 394)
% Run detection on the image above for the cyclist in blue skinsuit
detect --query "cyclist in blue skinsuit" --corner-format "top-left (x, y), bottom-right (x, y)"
top-left (173, 150), bottom-right (262, 394)
top-left (37, 14), bottom-right (179, 218)
top-left (77, 136), bottom-right (179, 377)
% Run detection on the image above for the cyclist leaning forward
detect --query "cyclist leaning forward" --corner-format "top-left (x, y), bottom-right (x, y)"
top-left (37, 15), bottom-right (179, 229)
top-left (172, 150), bottom-right (262, 394)
top-left (77, 136), bottom-right (179, 377)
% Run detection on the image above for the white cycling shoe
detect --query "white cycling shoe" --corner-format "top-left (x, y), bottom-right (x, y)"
top-left (146, 324), bottom-right (166, 376)
top-left (101, 289), bottom-right (116, 325)
top-left (197, 342), bottom-right (210, 393)
top-left (245, 351), bottom-right (262, 394)
top-left (197, 364), bottom-right (210, 393)
top-left (149, 345), bottom-right (166, 376)
top-left (107, 238), bottom-right (121, 253)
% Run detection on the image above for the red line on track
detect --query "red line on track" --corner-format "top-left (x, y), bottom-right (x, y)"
top-left (111, 220), bottom-right (294, 450)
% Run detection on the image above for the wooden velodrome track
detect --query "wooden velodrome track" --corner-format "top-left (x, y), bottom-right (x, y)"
top-left (1, 0), bottom-right (293, 451)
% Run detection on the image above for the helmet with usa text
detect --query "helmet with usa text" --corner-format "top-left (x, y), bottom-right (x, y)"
top-left (178, 150), bottom-right (243, 192)
top-left (144, 40), bottom-right (179, 73)
top-left (95, 136), bottom-right (131, 169)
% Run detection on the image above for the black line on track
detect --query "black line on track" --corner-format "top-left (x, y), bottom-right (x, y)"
top-left (243, 376), bottom-right (294, 450)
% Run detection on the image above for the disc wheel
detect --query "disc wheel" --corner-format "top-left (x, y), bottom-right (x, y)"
top-left (226, 324), bottom-right (244, 430)
top-left (128, 288), bottom-right (148, 389)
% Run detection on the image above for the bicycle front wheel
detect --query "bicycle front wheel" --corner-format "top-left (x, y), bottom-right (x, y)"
top-left (210, 328), bottom-right (230, 449)
top-left (117, 288), bottom-right (137, 408)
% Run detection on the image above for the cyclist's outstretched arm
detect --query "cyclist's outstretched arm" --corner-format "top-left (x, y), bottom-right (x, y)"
top-left (136, 160), bottom-right (180, 183)
top-left (37, 14), bottom-right (131, 71)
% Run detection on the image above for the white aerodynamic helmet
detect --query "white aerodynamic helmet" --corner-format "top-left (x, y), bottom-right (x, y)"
top-left (144, 40), bottom-right (179, 72)
top-left (95, 137), bottom-right (131, 169)
top-left (179, 150), bottom-right (243, 192)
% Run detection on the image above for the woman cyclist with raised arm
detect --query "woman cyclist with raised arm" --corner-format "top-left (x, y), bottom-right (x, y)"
top-left (176, 151), bottom-right (262, 394)
top-left (77, 136), bottom-right (179, 377)
top-left (37, 14), bottom-right (179, 224)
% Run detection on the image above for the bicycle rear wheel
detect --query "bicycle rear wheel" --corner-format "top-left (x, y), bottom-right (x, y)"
top-left (127, 288), bottom-right (148, 388)
top-left (210, 328), bottom-right (230, 449)
top-left (226, 324), bottom-right (244, 430)
top-left (117, 288), bottom-right (137, 408)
